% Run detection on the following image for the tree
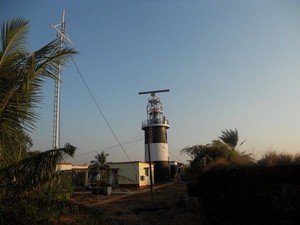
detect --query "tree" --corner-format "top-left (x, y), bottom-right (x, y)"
top-left (182, 140), bottom-right (237, 175)
top-left (90, 151), bottom-right (110, 185)
top-left (0, 143), bottom-right (76, 200)
top-left (181, 139), bottom-right (253, 178)
top-left (90, 151), bottom-right (109, 169)
top-left (0, 18), bottom-right (76, 167)
top-left (218, 129), bottom-right (246, 150)
top-left (0, 18), bottom-right (77, 224)
top-left (0, 144), bottom-right (76, 225)
top-left (0, 19), bottom-right (76, 192)
top-left (0, 130), bottom-right (33, 168)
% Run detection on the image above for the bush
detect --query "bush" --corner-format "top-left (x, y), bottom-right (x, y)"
top-left (197, 164), bottom-right (300, 225)
top-left (203, 154), bottom-right (254, 172)
top-left (258, 151), bottom-right (294, 166)
top-left (182, 140), bottom-right (254, 178)
top-left (293, 154), bottom-right (300, 164)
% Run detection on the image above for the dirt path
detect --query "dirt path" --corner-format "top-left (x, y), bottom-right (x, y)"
top-left (70, 182), bottom-right (203, 225)
top-left (71, 182), bottom-right (174, 207)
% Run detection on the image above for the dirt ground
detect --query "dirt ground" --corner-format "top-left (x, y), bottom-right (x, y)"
top-left (65, 182), bottom-right (203, 225)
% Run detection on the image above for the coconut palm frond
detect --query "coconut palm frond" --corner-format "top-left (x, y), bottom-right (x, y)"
top-left (239, 139), bottom-right (247, 147)
top-left (0, 18), bottom-right (76, 154)
top-left (0, 18), bottom-right (29, 68)
top-left (218, 129), bottom-right (239, 149)
top-left (29, 38), bottom-right (77, 79)
top-left (0, 39), bottom-right (76, 134)
top-left (90, 151), bottom-right (109, 166)
top-left (0, 143), bottom-right (76, 199)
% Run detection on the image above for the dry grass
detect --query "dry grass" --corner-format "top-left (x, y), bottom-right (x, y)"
top-left (257, 151), bottom-right (297, 166)
top-left (203, 151), bottom-right (300, 172)
top-left (203, 156), bottom-right (254, 172)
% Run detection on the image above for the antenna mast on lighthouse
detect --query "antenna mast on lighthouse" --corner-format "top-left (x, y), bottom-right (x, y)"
top-left (50, 10), bottom-right (74, 149)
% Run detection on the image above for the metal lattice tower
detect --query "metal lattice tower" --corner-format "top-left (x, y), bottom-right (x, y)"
top-left (51, 10), bottom-right (74, 149)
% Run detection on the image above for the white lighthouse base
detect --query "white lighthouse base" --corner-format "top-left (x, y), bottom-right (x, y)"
top-left (144, 143), bottom-right (169, 162)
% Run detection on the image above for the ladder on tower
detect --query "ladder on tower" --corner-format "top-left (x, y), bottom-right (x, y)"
top-left (51, 10), bottom-right (74, 149)
top-left (52, 79), bottom-right (60, 148)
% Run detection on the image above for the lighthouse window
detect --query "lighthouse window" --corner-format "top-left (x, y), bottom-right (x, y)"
top-left (144, 168), bottom-right (149, 176)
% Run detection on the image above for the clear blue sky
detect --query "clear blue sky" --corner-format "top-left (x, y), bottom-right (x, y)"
top-left (1, 0), bottom-right (300, 163)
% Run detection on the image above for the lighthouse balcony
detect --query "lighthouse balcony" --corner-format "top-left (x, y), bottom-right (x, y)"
top-left (142, 118), bottom-right (169, 128)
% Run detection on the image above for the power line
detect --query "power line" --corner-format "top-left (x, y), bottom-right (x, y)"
top-left (69, 55), bottom-right (183, 171)
top-left (75, 137), bottom-right (143, 157)
top-left (75, 134), bottom-right (143, 157)
top-left (70, 56), bottom-right (138, 174)
top-left (109, 139), bottom-right (143, 157)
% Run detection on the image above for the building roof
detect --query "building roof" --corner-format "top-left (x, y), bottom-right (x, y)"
top-left (108, 161), bottom-right (154, 165)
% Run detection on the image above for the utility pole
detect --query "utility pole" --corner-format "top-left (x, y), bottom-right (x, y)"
top-left (147, 126), bottom-right (154, 198)
top-left (50, 10), bottom-right (74, 149)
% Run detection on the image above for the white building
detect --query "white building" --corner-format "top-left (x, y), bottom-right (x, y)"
top-left (108, 161), bottom-right (154, 187)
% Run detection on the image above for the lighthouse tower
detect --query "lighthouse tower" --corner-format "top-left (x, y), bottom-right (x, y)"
top-left (139, 90), bottom-right (170, 182)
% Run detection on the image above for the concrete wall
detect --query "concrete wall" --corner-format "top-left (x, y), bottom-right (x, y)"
top-left (109, 161), bottom-right (154, 187)
top-left (110, 162), bottom-right (138, 185)
top-left (57, 163), bottom-right (89, 187)
top-left (138, 162), bottom-right (154, 186)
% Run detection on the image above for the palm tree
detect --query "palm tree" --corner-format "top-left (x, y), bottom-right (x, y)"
top-left (0, 18), bottom-right (76, 195)
top-left (0, 143), bottom-right (76, 200)
top-left (218, 129), bottom-right (246, 150)
top-left (0, 18), bottom-right (77, 224)
top-left (90, 151), bottom-right (109, 171)
top-left (90, 151), bottom-right (110, 185)
top-left (0, 18), bottom-right (76, 167)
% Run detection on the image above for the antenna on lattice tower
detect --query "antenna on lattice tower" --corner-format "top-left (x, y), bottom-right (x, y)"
top-left (50, 10), bottom-right (75, 149)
